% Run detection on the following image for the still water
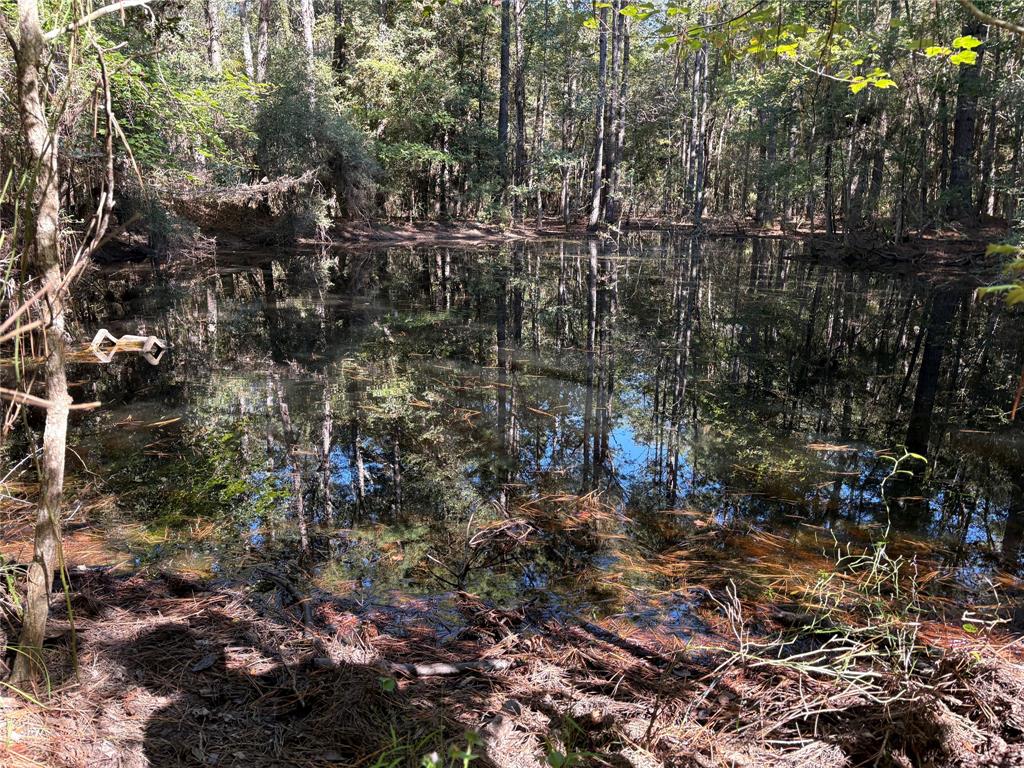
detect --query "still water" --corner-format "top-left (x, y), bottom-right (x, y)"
top-left (60, 234), bottom-right (1024, 613)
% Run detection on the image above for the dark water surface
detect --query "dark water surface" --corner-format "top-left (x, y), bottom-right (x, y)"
top-left (62, 234), bottom-right (1024, 613)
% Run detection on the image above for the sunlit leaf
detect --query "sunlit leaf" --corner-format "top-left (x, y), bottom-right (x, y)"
top-left (985, 243), bottom-right (1020, 256)
top-left (950, 50), bottom-right (978, 65)
top-left (952, 34), bottom-right (982, 49)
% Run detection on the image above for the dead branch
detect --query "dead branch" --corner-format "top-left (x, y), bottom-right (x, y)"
top-left (0, 386), bottom-right (100, 411)
top-left (44, 0), bottom-right (155, 42)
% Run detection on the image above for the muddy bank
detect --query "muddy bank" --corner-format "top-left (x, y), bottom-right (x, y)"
top-left (102, 197), bottom-right (1006, 272)
top-left (3, 558), bottom-right (1023, 768)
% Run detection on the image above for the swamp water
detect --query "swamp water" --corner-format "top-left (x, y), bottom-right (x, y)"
top-left (47, 234), bottom-right (1024, 621)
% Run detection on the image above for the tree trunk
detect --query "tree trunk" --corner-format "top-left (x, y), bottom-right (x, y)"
top-left (977, 43), bottom-right (999, 218)
top-left (332, 0), bottom-right (348, 87)
top-left (691, 37), bottom-right (709, 227)
top-left (205, 0), bottom-right (222, 72)
top-left (606, 9), bottom-right (629, 224)
top-left (511, 0), bottom-right (527, 220)
top-left (587, 3), bottom-right (608, 228)
top-left (240, 0), bottom-right (255, 80)
top-left (532, 0), bottom-right (550, 228)
top-left (256, 0), bottom-right (272, 83)
top-left (498, 0), bottom-right (511, 191)
top-left (10, 0), bottom-right (71, 687)
top-left (947, 18), bottom-right (984, 223)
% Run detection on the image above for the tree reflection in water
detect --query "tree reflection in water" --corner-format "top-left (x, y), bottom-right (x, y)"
top-left (63, 233), bottom-right (1024, 611)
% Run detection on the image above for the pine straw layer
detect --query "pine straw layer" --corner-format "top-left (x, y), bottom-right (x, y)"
top-left (2, 570), bottom-right (1024, 768)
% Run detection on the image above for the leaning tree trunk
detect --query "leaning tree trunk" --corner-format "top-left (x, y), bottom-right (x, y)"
top-left (10, 0), bottom-right (72, 687)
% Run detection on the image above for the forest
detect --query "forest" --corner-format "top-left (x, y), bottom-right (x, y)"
top-left (1, 1), bottom-right (1024, 767)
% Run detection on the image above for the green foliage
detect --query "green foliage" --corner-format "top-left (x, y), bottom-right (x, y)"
top-left (979, 244), bottom-right (1024, 307)
top-left (88, 35), bottom-right (263, 185)
top-left (255, 50), bottom-right (377, 200)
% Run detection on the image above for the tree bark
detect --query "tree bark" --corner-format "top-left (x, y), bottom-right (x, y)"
top-left (532, 0), bottom-right (550, 228)
top-left (947, 18), bottom-right (985, 223)
top-left (256, 0), bottom-right (271, 83)
top-left (205, 0), bottom-right (222, 72)
top-left (239, 0), bottom-right (255, 80)
top-left (587, 3), bottom-right (608, 228)
top-left (9, 0), bottom-right (71, 687)
top-left (511, 0), bottom-right (527, 220)
top-left (332, 0), bottom-right (347, 86)
top-left (498, 0), bottom-right (511, 192)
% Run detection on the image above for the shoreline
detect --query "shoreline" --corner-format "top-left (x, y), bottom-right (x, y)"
top-left (3, 560), bottom-right (1022, 768)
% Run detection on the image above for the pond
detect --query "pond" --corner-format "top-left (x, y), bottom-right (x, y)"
top-left (49, 233), bottom-right (1024, 617)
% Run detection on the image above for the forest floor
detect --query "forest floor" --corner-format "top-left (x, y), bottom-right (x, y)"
top-left (3, 519), bottom-right (1024, 768)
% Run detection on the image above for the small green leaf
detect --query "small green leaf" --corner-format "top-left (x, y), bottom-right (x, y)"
top-left (950, 50), bottom-right (978, 65)
top-left (850, 80), bottom-right (868, 94)
top-left (963, 622), bottom-right (979, 634)
top-left (952, 34), bottom-right (983, 49)
top-left (985, 243), bottom-right (1021, 256)
top-left (906, 37), bottom-right (934, 50)
top-left (872, 78), bottom-right (897, 89)
top-left (379, 676), bottom-right (397, 692)
top-left (977, 284), bottom-right (1016, 297)
top-left (924, 45), bottom-right (951, 58)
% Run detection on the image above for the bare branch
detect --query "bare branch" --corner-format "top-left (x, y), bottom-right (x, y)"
top-left (957, 0), bottom-right (1024, 38)
top-left (0, 387), bottom-right (100, 411)
top-left (44, 0), bottom-right (153, 42)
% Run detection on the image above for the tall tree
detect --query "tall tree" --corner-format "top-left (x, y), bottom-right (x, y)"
top-left (332, 0), bottom-right (347, 86)
top-left (205, 0), bottom-right (222, 72)
top-left (498, 0), bottom-right (512, 192)
top-left (587, 2), bottom-right (609, 228)
top-left (2, 0), bottom-right (126, 686)
top-left (256, 0), bottom-right (271, 82)
top-left (947, 17), bottom-right (985, 223)
top-left (240, 0), bottom-right (255, 80)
